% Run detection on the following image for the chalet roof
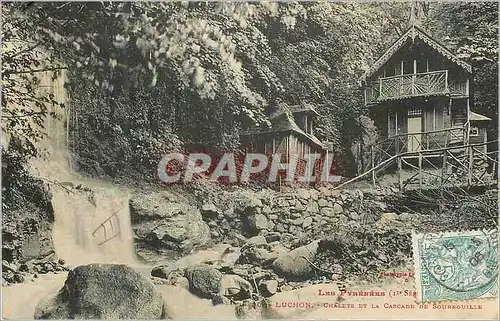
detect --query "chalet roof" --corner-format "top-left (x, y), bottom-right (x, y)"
top-left (241, 111), bottom-right (326, 150)
top-left (365, 24), bottom-right (472, 80)
top-left (270, 102), bottom-right (319, 119)
top-left (469, 111), bottom-right (491, 121)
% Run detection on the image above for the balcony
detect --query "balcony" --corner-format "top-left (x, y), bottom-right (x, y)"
top-left (365, 70), bottom-right (467, 104)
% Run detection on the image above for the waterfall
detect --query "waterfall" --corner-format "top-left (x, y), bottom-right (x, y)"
top-left (28, 69), bottom-right (139, 266)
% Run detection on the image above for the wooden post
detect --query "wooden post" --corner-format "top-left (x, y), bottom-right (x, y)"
top-left (411, 74), bottom-right (415, 95)
top-left (412, 59), bottom-right (417, 95)
top-left (468, 145), bottom-right (473, 186)
top-left (418, 151), bottom-right (423, 188)
top-left (441, 148), bottom-right (448, 185)
top-left (371, 145), bottom-right (375, 186)
top-left (398, 156), bottom-right (402, 190)
top-left (445, 70), bottom-right (449, 92)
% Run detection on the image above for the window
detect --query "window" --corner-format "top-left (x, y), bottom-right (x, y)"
top-left (469, 126), bottom-right (479, 136)
top-left (403, 61), bottom-right (413, 74)
top-left (408, 108), bottom-right (422, 117)
top-left (385, 66), bottom-right (395, 77)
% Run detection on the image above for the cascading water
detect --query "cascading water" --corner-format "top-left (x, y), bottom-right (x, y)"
top-left (28, 69), bottom-right (139, 266)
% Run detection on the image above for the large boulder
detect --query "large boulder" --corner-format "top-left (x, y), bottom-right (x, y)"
top-left (272, 241), bottom-right (319, 280)
top-left (34, 264), bottom-right (165, 319)
top-left (184, 264), bottom-right (223, 300)
top-left (130, 192), bottom-right (211, 260)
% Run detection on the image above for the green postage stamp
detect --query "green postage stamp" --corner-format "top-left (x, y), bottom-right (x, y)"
top-left (412, 230), bottom-right (498, 303)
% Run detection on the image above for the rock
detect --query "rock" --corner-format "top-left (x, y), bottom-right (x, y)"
top-left (239, 247), bottom-right (277, 266)
top-left (381, 212), bottom-right (398, 220)
top-left (237, 193), bottom-right (263, 214)
top-left (268, 214), bottom-right (278, 221)
top-left (57, 258), bottom-right (66, 265)
top-left (184, 264), bottom-right (223, 299)
top-left (317, 199), bottom-right (331, 208)
top-left (294, 202), bottom-right (306, 212)
top-left (219, 275), bottom-right (252, 299)
top-left (296, 189), bottom-right (311, 200)
top-left (272, 241), bottom-right (319, 280)
top-left (319, 207), bottom-right (334, 217)
top-left (13, 272), bottom-right (25, 283)
top-left (130, 193), bottom-right (211, 257)
top-left (333, 203), bottom-right (343, 214)
top-left (223, 207), bottom-right (235, 218)
top-left (292, 217), bottom-right (304, 226)
top-left (376, 212), bottom-right (403, 230)
top-left (265, 232), bottom-right (281, 243)
top-left (43, 263), bottom-right (54, 273)
top-left (288, 225), bottom-right (300, 235)
top-left (302, 217), bottom-right (313, 228)
top-left (175, 277), bottom-right (190, 291)
top-left (310, 189), bottom-right (319, 200)
top-left (18, 262), bottom-right (33, 275)
top-left (34, 264), bottom-right (165, 319)
top-left (280, 285), bottom-right (292, 292)
top-left (245, 235), bottom-right (267, 246)
top-left (2, 260), bottom-right (17, 272)
top-left (266, 241), bottom-right (289, 257)
top-left (349, 211), bottom-right (361, 221)
top-left (306, 200), bottom-right (319, 213)
top-left (275, 223), bottom-right (287, 233)
top-left (220, 247), bottom-right (240, 267)
top-left (262, 206), bottom-right (272, 215)
top-left (201, 203), bottom-right (219, 217)
top-left (317, 186), bottom-right (332, 197)
top-left (229, 232), bottom-right (247, 247)
top-left (247, 214), bottom-right (269, 231)
top-left (151, 266), bottom-right (170, 279)
top-left (260, 279), bottom-right (278, 296)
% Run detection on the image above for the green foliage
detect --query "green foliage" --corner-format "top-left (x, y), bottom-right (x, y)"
top-left (2, 3), bottom-right (66, 159)
top-left (2, 1), bottom-right (496, 181)
top-left (427, 2), bottom-right (498, 134)
top-left (1, 139), bottom-right (53, 219)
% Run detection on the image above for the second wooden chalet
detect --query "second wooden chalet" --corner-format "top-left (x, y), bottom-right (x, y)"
top-left (363, 24), bottom-right (490, 156)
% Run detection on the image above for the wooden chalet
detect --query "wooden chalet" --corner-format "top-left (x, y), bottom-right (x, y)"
top-left (240, 102), bottom-right (327, 182)
top-left (360, 24), bottom-right (494, 189)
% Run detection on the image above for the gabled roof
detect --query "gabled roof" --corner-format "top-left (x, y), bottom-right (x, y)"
top-left (270, 102), bottom-right (319, 119)
top-left (241, 111), bottom-right (326, 150)
top-left (469, 111), bottom-right (491, 121)
top-left (365, 24), bottom-right (472, 80)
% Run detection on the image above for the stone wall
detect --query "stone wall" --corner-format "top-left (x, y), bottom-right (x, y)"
top-left (198, 185), bottom-right (400, 249)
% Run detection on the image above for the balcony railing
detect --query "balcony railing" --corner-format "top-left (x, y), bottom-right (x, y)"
top-left (365, 70), bottom-right (467, 104)
top-left (366, 125), bottom-right (468, 172)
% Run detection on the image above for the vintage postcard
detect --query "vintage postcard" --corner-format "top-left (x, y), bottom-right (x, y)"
top-left (2, 1), bottom-right (498, 320)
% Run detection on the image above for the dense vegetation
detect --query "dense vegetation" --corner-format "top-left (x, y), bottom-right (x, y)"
top-left (2, 1), bottom-right (498, 185)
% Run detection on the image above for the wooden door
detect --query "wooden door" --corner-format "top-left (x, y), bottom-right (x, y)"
top-left (407, 116), bottom-right (422, 152)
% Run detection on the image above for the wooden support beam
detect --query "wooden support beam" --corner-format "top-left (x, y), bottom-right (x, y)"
top-left (371, 145), bottom-right (376, 186)
top-left (418, 151), bottom-right (423, 187)
top-left (398, 156), bottom-right (402, 190)
top-left (441, 145), bottom-right (448, 185)
top-left (468, 145), bottom-right (473, 186)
